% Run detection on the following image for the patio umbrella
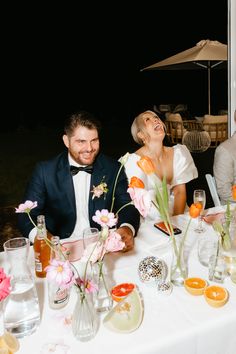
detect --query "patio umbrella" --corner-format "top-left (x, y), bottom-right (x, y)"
top-left (141, 39), bottom-right (227, 114)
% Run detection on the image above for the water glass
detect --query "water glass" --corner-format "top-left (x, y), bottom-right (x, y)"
top-left (83, 227), bottom-right (100, 250)
top-left (209, 253), bottom-right (227, 283)
top-left (193, 189), bottom-right (206, 233)
top-left (198, 238), bottom-right (217, 267)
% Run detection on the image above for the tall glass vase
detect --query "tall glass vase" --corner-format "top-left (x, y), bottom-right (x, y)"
top-left (72, 290), bottom-right (98, 342)
top-left (92, 260), bottom-right (113, 312)
top-left (170, 240), bottom-right (188, 286)
top-left (3, 237), bottom-right (40, 338)
top-left (0, 300), bottom-right (20, 352)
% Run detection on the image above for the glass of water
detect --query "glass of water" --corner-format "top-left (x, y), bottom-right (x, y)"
top-left (193, 189), bottom-right (206, 233)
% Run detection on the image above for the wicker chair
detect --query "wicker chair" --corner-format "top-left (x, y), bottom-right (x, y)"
top-left (202, 115), bottom-right (228, 147)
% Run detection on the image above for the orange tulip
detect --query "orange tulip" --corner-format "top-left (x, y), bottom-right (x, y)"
top-left (232, 185), bottom-right (236, 200)
top-left (129, 176), bottom-right (145, 189)
top-left (194, 202), bottom-right (203, 211)
top-left (189, 203), bottom-right (201, 218)
top-left (137, 156), bottom-right (155, 175)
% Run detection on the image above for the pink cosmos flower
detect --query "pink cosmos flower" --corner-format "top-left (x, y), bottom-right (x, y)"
top-left (15, 200), bottom-right (38, 213)
top-left (45, 259), bottom-right (75, 289)
top-left (0, 268), bottom-right (11, 301)
top-left (75, 278), bottom-right (98, 294)
top-left (92, 209), bottom-right (117, 228)
top-left (127, 187), bottom-right (151, 217)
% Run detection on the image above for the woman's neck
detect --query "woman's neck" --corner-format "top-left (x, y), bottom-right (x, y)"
top-left (141, 142), bottom-right (165, 160)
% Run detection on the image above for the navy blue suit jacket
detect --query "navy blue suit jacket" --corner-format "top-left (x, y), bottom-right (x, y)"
top-left (18, 151), bottom-right (140, 239)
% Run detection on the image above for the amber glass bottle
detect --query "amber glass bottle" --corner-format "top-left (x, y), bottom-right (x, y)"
top-left (33, 215), bottom-right (51, 278)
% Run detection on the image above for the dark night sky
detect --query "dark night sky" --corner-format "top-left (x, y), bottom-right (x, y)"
top-left (3, 1), bottom-right (228, 130)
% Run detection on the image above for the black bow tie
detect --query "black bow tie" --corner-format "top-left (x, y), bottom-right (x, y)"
top-left (70, 165), bottom-right (94, 176)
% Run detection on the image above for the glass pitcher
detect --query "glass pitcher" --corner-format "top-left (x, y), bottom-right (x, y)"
top-left (3, 237), bottom-right (41, 338)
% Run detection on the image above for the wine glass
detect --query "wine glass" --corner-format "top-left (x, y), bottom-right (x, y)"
top-left (193, 189), bottom-right (206, 233)
top-left (83, 227), bottom-right (100, 250)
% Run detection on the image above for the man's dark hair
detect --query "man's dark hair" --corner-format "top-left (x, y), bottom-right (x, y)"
top-left (64, 110), bottom-right (102, 137)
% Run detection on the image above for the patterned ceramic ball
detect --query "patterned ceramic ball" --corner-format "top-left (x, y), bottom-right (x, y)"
top-left (138, 256), bottom-right (168, 284)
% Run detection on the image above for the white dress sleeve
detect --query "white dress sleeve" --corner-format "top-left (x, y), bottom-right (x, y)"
top-left (122, 153), bottom-right (148, 185)
top-left (171, 144), bottom-right (198, 187)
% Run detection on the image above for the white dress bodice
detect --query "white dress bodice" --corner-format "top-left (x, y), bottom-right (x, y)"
top-left (123, 144), bottom-right (198, 223)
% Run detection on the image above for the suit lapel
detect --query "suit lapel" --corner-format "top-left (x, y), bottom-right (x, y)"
top-left (89, 156), bottom-right (107, 219)
top-left (57, 153), bottom-right (76, 215)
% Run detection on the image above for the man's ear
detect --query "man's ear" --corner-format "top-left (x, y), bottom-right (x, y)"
top-left (62, 134), bottom-right (69, 148)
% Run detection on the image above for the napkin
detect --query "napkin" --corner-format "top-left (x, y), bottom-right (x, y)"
top-left (203, 206), bottom-right (225, 224)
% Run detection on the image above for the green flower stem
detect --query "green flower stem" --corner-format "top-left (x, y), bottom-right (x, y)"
top-left (110, 163), bottom-right (125, 213)
top-left (173, 217), bottom-right (192, 279)
top-left (83, 235), bottom-right (102, 283)
top-left (115, 201), bottom-right (133, 216)
top-left (27, 211), bottom-right (37, 229)
top-left (98, 260), bottom-right (110, 296)
top-left (27, 211), bottom-right (58, 251)
top-left (150, 174), bottom-right (189, 280)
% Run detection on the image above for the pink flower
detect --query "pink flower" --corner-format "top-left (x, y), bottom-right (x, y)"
top-left (92, 209), bottom-right (117, 228)
top-left (45, 259), bottom-right (75, 289)
top-left (0, 268), bottom-right (11, 301)
top-left (104, 231), bottom-right (125, 252)
top-left (15, 200), bottom-right (38, 213)
top-left (127, 187), bottom-right (151, 217)
top-left (75, 278), bottom-right (98, 294)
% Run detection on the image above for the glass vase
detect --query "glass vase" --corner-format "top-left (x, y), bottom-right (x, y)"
top-left (170, 239), bottom-right (188, 286)
top-left (92, 260), bottom-right (113, 312)
top-left (0, 300), bottom-right (19, 352)
top-left (221, 214), bottom-right (236, 276)
top-left (3, 237), bottom-right (40, 338)
top-left (72, 290), bottom-right (98, 342)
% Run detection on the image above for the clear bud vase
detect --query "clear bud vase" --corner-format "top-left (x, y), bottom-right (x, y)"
top-left (170, 239), bottom-right (188, 286)
top-left (92, 260), bottom-right (113, 312)
top-left (72, 290), bottom-right (98, 342)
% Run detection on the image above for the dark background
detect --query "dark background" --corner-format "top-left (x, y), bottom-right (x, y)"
top-left (3, 1), bottom-right (228, 131)
top-left (0, 1), bottom-right (228, 246)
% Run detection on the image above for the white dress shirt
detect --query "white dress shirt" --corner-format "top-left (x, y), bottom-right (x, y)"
top-left (69, 155), bottom-right (91, 239)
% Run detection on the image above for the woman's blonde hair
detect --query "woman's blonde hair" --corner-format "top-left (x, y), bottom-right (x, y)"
top-left (131, 110), bottom-right (165, 145)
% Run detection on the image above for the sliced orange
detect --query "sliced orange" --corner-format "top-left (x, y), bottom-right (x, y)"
top-left (204, 285), bottom-right (228, 307)
top-left (184, 277), bottom-right (207, 296)
top-left (104, 287), bottom-right (143, 333)
top-left (0, 331), bottom-right (20, 353)
top-left (111, 283), bottom-right (135, 302)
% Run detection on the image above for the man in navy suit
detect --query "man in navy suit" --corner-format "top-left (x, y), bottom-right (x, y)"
top-left (18, 111), bottom-right (140, 251)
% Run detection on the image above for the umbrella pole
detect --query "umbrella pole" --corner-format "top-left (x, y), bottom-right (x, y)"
top-left (208, 62), bottom-right (211, 114)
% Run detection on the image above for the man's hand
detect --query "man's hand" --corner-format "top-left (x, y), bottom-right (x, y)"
top-left (116, 226), bottom-right (134, 252)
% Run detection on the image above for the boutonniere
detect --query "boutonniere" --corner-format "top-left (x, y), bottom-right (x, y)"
top-left (91, 176), bottom-right (109, 200)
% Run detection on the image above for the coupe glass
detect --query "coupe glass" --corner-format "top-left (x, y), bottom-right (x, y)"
top-left (193, 189), bottom-right (206, 233)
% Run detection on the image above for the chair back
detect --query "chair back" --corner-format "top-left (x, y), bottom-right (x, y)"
top-left (205, 174), bottom-right (221, 207)
top-left (165, 113), bottom-right (185, 144)
top-left (202, 115), bottom-right (228, 147)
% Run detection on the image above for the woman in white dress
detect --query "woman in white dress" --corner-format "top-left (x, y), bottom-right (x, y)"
top-left (124, 110), bottom-right (198, 223)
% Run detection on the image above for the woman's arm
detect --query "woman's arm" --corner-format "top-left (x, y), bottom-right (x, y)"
top-left (172, 183), bottom-right (186, 215)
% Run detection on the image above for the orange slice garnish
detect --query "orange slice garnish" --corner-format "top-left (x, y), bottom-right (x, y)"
top-left (111, 283), bottom-right (135, 302)
top-left (184, 277), bottom-right (207, 296)
top-left (204, 285), bottom-right (228, 307)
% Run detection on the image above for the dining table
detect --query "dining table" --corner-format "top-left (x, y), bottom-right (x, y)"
top-left (1, 206), bottom-right (236, 354)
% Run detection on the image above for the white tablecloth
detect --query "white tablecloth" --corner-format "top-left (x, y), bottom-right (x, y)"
top-left (1, 210), bottom-right (236, 354)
